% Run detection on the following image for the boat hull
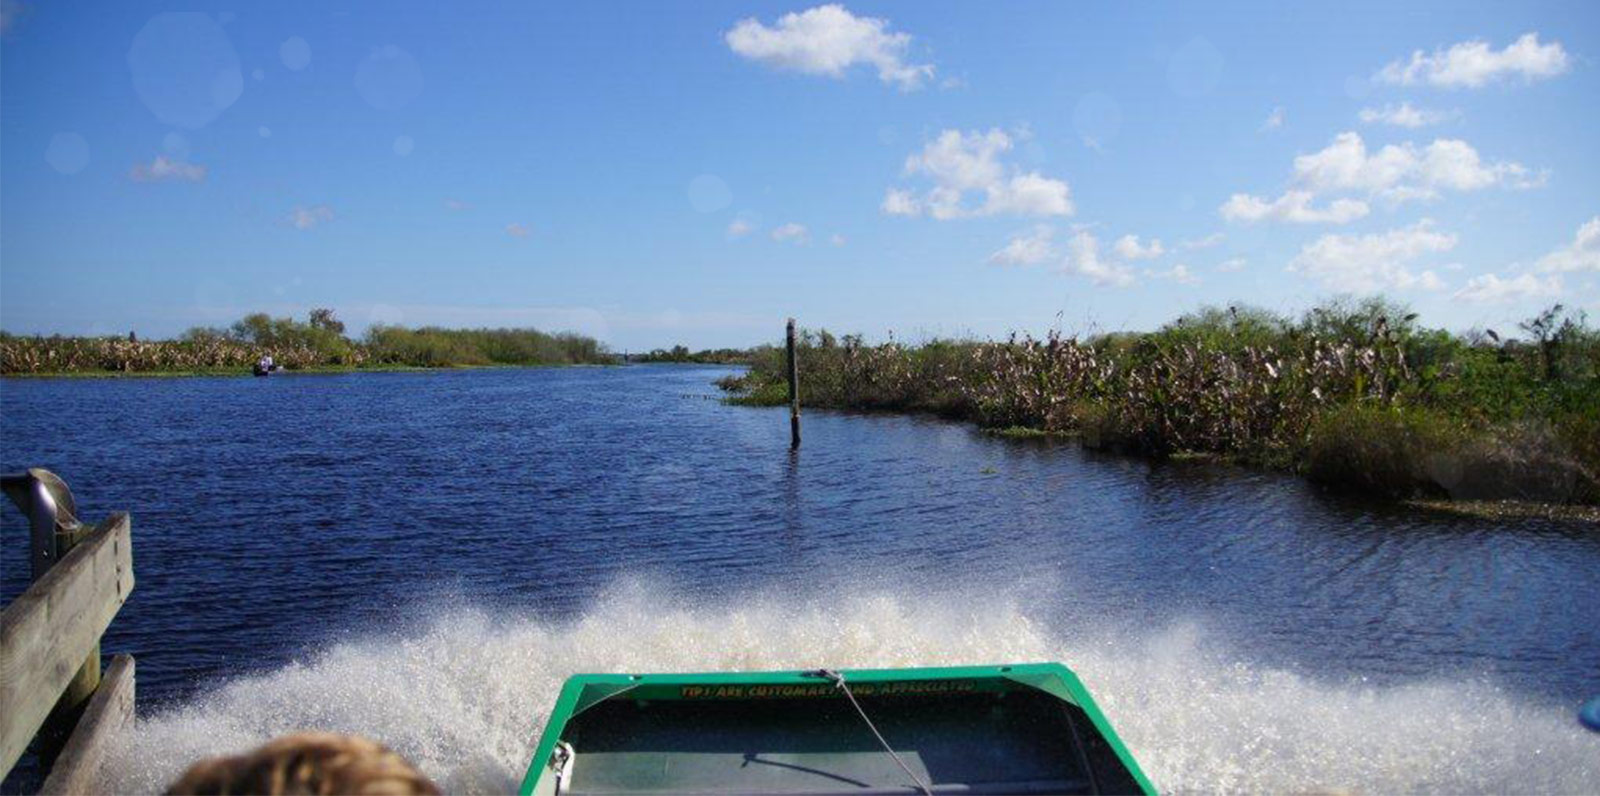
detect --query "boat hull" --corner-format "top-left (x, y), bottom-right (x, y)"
top-left (521, 663), bottom-right (1154, 795)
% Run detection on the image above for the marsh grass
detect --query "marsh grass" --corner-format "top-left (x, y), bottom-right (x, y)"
top-left (722, 300), bottom-right (1600, 505)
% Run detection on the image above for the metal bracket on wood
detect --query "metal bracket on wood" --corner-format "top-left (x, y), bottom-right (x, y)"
top-left (2, 468), bottom-right (84, 579)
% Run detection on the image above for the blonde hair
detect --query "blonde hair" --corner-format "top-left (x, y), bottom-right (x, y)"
top-left (165, 732), bottom-right (440, 796)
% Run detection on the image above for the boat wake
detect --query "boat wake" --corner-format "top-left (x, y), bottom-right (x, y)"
top-left (103, 580), bottom-right (1599, 794)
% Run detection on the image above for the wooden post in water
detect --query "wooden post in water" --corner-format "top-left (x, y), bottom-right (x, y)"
top-left (786, 318), bottom-right (801, 449)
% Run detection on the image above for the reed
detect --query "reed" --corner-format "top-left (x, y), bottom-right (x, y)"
top-left (722, 301), bottom-right (1600, 504)
top-left (0, 335), bottom-right (315, 374)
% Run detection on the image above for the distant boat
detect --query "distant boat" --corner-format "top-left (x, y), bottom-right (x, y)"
top-left (520, 663), bottom-right (1154, 795)
top-left (252, 363), bottom-right (280, 377)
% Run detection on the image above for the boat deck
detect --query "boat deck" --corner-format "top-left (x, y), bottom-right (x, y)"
top-left (559, 690), bottom-right (1116, 795)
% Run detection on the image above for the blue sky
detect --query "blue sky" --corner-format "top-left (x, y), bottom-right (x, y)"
top-left (2, 1), bottom-right (1596, 349)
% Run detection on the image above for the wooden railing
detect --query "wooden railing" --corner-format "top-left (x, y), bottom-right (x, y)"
top-left (1, 470), bottom-right (136, 793)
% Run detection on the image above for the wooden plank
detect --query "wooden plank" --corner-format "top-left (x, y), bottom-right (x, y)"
top-left (39, 518), bottom-right (103, 772)
top-left (39, 655), bottom-right (135, 796)
top-left (0, 513), bottom-right (133, 778)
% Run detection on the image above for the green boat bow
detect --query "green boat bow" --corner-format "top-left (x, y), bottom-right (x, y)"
top-left (520, 663), bottom-right (1155, 795)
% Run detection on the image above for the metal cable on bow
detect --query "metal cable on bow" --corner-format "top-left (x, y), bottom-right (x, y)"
top-left (807, 669), bottom-right (932, 796)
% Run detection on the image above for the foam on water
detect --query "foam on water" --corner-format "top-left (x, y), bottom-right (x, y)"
top-left (104, 581), bottom-right (1599, 794)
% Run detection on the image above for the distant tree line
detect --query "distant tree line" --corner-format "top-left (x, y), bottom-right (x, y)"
top-left (0, 309), bottom-right (611, 374)
top-left (632, 345), bottom-right (756, 364)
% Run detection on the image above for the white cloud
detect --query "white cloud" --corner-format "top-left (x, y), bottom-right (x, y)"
top-left (1377, 33), bottom-right (1570, 89)
top-left (726, 218), bottom-right (755, 238)
top-left (989, 225), bottom-right (1056, 266)
top-left (909, 129), bottom-right (1007, 197)
top-left (1216, 257), bottom-right (1247, 273)
top-left (1220, 190), bottom-right (1370, 224)
top-left (1155, 263), bottom-right (1201, 285)
top-left (1535, 216), bottom-right (1600, 273)
top-left (725, 4), bottom-right (933, 90)
top-left (1443, 217), bottom-right (1596, 305)
top-left (1180, 232), bottom-right (1225, 250)
top-left (982, 172), bottom-right (1075, 217)
top-left (1225, 131), bottom-right (1543, 225)
top-left (1261, 106), bottom-right (1285, 131)
top-left (887, 128), bottom-right (1073, 220)
top-left (1358, 102), bottom-right (1458, 128)
top-left (1112, 234), bottom-right (1165, 260)
top-left (505, 222), bottom-right (531, 238)
top-left (881, 188), bottom-right (919, 216)
top-left (1288, 220), bottom-right (1455, 292)
top-left (1060, 230), bottom-right (1134, 287)
top-left (771, 222), bottom-right (809, 243)
top-left (129, 155), bottom-right (207, 183)
top-left (1292, 131), bottom-right (1541, 201)
top-left (287, 205), bottom-right (334, 230)
top-left (829, 233), bottom-right (847, 246)
top-left (1454, 273), bottom-right (1563, 303)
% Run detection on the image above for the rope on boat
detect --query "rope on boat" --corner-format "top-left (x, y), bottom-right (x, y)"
top-left (809, 669), bottom-right (933, 796)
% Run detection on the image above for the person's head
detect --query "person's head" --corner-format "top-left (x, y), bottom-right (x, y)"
top-left (165, 732), bottom-right (440, 796)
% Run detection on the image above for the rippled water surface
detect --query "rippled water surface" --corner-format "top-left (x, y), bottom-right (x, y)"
top-left (3, 366), bottom-right (1597, 792)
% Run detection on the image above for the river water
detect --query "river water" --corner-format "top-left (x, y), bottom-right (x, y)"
top-left (2, 366), bottom-right (1597, 793)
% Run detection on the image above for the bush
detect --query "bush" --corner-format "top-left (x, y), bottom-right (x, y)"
top-left (362, 326), bottom-right (607, 367)
top-left (1303, 405), bottom-right (1469, 498)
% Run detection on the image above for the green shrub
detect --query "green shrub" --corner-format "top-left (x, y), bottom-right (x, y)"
top-left (1303, 405), bottom-right (1470, 498)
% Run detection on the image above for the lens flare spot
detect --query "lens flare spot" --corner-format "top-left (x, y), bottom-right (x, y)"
top-left (280, 36), bottom-right (311, 71)
top-left (127, 12), bottom-right (244, 129)
top-left (355, 46), bottom-right (424, 111)
top-left (687, 174), bottom-right (732, 213)
top-left (45, 132), bottom-right (90, 175)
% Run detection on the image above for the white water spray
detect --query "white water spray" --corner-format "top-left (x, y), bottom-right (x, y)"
top-left (104, 581), bottom-right (1599, 794)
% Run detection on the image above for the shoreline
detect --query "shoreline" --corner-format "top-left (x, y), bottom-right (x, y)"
top-left (0, 362), bottom-right (621, 380)
top-left (715, 307), bottom-right (1598, 513)
top-left (722, 395), bottom-right (1600, 518)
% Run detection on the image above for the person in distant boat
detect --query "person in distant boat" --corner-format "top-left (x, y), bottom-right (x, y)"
top-left (165, 732), bottom-right (440, 795)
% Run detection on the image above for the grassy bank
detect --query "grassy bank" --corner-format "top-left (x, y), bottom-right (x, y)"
top-left (0, 363), bottom-right (575, 379)
top-left (720, 300), bottom-right (1600, 506)
top-left (0, 309), bottom-right (612, 375)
